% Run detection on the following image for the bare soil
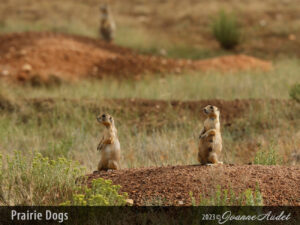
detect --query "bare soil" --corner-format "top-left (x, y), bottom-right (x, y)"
top-left (5, 97), bottom-right (288, 123)
top-left (0, 32), bottom-right (272, 84)
top-left (87, 164), bottom-right (300, 206)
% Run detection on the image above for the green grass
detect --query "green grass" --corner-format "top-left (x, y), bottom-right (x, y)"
top-left (190, 185), bottom-right (263, 206)
top-left (290, 83), bottom-right (300, 103)
top-left (212, 10), bottom-right (241, 50)
top-left (0, 60), bottom-right (299, 171)
top-left (61, 178), bottom-right (128, 206)
top-left (0, 93), bottom-right (298, 170)
top-left (253, 146), bottom-right (281, 165)
top-left (1, 0), bottom-right (300, 59)
top-left (115, 25), bottom-right (226, 59)
top-left (0, 151), bottom-right (85, 205)
top-left (3, 59), bottom-right (300, 101)
top-left (0, 151), bottom-right (129, 206)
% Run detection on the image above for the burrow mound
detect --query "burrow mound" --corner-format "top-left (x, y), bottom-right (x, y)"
top-left (0, 32), bottom-right (272, 84)
top-left (88, 164), bottom-right (300, 206)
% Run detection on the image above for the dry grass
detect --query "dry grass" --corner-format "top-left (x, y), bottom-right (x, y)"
top-left (1, 59), bottom-right (299, 171)
top-left (0, 82), bottom-right (299, 171)
top-left (1, 0), bottom-right (300, 58)
top-left (0, 0), bottom-right (299, 207)
top-left (4, 59), bottom-right (299, 100)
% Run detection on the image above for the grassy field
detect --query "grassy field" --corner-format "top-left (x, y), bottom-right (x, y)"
top-left (3, 59), bottom-right (299, 100)
top-left (1, 60), bottom-right (299, 171)
top-left (0, 0), bottom-right (299, 206)
top-left (1, 0), bottom-right (300, 58)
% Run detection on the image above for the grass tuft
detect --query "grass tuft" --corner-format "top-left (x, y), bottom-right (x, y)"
top-left (289, 83), bottom-right (300, 103)
top-left (212, 10), bottom-right (241, 50)
top-left (0, 151), bottom-right (85, 205)
top-left (190, 185), bottom-right (263, 206)
top-left (253, 146), bottom-right (281, 165)
top-left (60, 178), bottom-right (128, 206)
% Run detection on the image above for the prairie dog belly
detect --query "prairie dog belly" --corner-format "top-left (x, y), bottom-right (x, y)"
top-left (103, 145), bottom-right (112, 157)
top-left (101, 140), bottom-right (120, 159)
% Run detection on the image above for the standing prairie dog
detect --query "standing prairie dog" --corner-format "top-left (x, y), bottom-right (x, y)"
top-left (198, 105), bottom-right (223, 165)
top-left (97, 113), bottom-right (121, 170)
top-left (99, 4), bottom-right (116, 42)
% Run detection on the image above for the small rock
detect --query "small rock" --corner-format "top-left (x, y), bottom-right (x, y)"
top-left (178, 200), bottom-right (184, 205)
top-left (174, 67), bottom-right (182, 74)
top-left (159, 48), bottom-right (167, 56)
top-left (9, 46), bottom-right (16, 52)
top-left (22, 64), bottom-right (32, 72)
top-left (19, 49), bottom-right (27, 56)
top-left (289, 34), bottom-right (296, 41)
top-left (161, 59), bottom-right (168, 65)
top-left (259, 20), bottom-right (267, 27)
top-left (1, 70), bottom-right (10, 76)
top-left (126, 199), bottom-right (134, 205)
top-left (92, 66), bottom-right (98, 75)
top-left (5, 53), bottom-right (11, 59)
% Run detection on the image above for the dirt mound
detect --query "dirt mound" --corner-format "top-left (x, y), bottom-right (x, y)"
top-left (0, 32), bottom-right (272, 83)
top-left (195, 55), bottom-right (272, 72)
top-left (88, 165), bottom-right (300, 206)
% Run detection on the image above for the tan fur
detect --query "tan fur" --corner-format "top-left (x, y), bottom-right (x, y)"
top-left (99, 5), bottom-right (116, 42)
top-left (97, 113), bottom-right (121, 170)
top-left (198, 105), bottom-right (223, 165)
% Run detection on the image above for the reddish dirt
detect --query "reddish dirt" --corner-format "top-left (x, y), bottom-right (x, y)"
top-left (87, 165), bottom-right (300, 206)
top-left (9, 97), bottom-right (287, 124)
top-left (2, 97), bottom-right (289, 127)
top-left (109, 98), bottom-right (258, 122)
top-left (0, 32), bottom-right (272, 83)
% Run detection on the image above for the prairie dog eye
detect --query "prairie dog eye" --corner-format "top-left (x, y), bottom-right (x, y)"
top-left (210, 106), bottom-right (213, 109)
top-left (102, 114), bottom-right (106, 118)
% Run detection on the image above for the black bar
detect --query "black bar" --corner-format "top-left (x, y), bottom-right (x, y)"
top-left (0, 206), bottom-right (299, 225)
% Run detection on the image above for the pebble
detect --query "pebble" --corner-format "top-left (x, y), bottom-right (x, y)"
top-left (1, 70), bottom-right (10, 76)
top-left (22, 63), bottom-right (32, 72)
top-left (126, 199), bottom-right (134, 205)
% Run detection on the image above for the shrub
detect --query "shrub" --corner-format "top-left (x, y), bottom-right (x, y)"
top-left (253, 146), bottom-right (280, 165)
top-left (212, 10), bottom-right (241, 50)
top-left (289, 83), bottom-right (300, 102)
top-left (0, 151), bottom-right (85, 205)
top-left (190, 185), bottom-right (263, 206)
top-left (60, 178), bottom-right (128, 206)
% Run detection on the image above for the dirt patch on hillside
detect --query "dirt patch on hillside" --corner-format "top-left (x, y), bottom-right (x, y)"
top-left (0, 32), bottom-right (272, 84)
top-left (1, 96), bottom-right (289, 125)
top-left (87, 165), bottom-right (300, 206)
top-left (109, 98), bottom-right (254, 122)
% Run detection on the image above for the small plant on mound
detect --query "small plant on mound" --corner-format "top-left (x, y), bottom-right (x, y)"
top-left (60, 178), bottom-right (128, 206)
top-left (0, 151), bottom-right (85, 205)
top-left (190, 185), bottom-right (263, 206)
top-left (253, 146), bottom-right (280, 165)
top-left (289, 83), bottom-right (300, 103)
top-left (212, 10), bottom-right (241, 50)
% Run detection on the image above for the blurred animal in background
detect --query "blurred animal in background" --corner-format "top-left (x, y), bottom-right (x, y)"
top-left (198, 105), bottom-right (223, 165)
top-left (99, 4), bottom-right (116, 42)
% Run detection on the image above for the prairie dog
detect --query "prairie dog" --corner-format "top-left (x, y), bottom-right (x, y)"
top-left (198, 105), bottom-right (223, 165)
top-left (99, 4), bottom-right (116, 42)
top-left (97, 113), bottom-right (121, 170)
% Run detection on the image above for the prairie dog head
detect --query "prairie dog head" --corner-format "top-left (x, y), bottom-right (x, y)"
top-left (97, 113), bottom-right (114, 127)
top-left (100, 4), bottom-right (110, 17)
top-left (203, 105), bottom-right (220, 119)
